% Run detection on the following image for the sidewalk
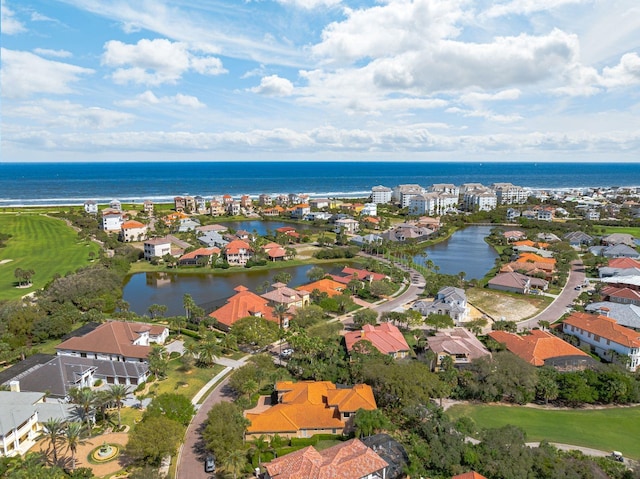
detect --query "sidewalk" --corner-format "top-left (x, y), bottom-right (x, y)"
top-left (190, 355), bottom-right (250, 406)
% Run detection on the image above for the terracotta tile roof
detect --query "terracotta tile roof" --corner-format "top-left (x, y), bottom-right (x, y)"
top-left (344, 323), bottom-right (410, 356)
top-left (516, 252), bottom-right (556, 266)
top-left (297, 279), bottom-right (345, 297)
top-left (178, 247), bottom-right (220, 261)
top-left (247, 381), bottom-right (376, 436)
top-left (564, 312), bottom-right (640, 348)
top-left (276, 226), bottom-right (296, 233)
top-left (500, 262), bottom-right (547, 276)
top-left (609, 258), bottom-right (640, 269)
top-left (261, 285), bottom-right (309, 305)
top-left (340, 267), bottom-right (387, 282)
top-left (488, 330), bottom-right (588, 366)
top-left (121, 220), bottom-right (145, 229)
top-left (56, 321), bottom-right (166, 360)
top-left (362, 216), bottom-right (380, 223)
top-left (208, 285), bottom-right (278, 328)
top-left (603, 286), bottom-right (640, 302)
top-left (225, 239), bottom-right (251, 254)
top-left (513, 239), bottom-right (549, 248)
top-left (263, 439), bottom-right (388, 479)
top-left (452, 472), bottom-right (488, 479)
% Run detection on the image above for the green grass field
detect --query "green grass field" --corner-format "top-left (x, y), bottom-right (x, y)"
top-left (447, 404), bottom-right (640, 459)
top-left (596, 226), bottom-right (640, 238)
top-left (0, 214), bottom-right (100, 300)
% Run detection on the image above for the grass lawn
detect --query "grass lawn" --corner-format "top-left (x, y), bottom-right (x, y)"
top-left (446, 404), bottom-right (640, 460)
top-left (143, 358), bottom-right (224, 399)
top-left (596, 226), bottom-right (640, 237)
top-left (0, 214), bottom-right (99, 300)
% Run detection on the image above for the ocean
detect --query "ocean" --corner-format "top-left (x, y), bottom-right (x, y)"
top-left (1, 161), bottom-right (639, 207)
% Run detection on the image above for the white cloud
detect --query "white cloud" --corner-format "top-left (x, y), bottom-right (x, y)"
top-left (1, 0), bottom-right (26, 34)
top-left (1, 49), bottom-right (94, 98)
top-left (482, 0), bottom-right (589, 19)
top-left (600, 52), bottom-right (640, 88)
top-left (250, 75), bottom-right (294, 96)
top-left (116, 90), bottom-right (205, 108)
top-left (102, 38), bottom-right (226, 86)
top-left (5, 100), bottom-right (134, 129)
top-left (275, 0), bottom-right (341, 9)
top-left (33, 48), bottom-right (73, 58)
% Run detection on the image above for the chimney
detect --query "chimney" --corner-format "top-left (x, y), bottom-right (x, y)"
top-left (9, 380), bottom-right (20, 392)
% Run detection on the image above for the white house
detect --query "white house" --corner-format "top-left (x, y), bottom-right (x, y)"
top-left (360, 203), bottom-right (377, 217)
top-left (562, 312), bottom-right (640, 372)
top-left (412, 286), bottom-right (469, 324)
top-left (335, 218), bottom-right (360, 234)
top-left (144, 237), bottom-right (172, 260)
top-left (100, 210), bottom-right (123, 231)
top-left (120, 220), bottom-right (148, 242)
top-left (83, 200), bottom-right (98, 214)
top-left (0, 390), bottom-right (74, 457)
top-left (56, 321), bottom-right (169, 363)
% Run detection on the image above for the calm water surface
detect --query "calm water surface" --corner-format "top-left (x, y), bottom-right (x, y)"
top-left (413, 225), bottom-right (497, 280)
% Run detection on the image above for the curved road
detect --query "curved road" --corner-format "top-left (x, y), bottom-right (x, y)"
top-left (518, 260), bottom-right (586, 330)
top-left (176, 377), bottom-right (236, 479)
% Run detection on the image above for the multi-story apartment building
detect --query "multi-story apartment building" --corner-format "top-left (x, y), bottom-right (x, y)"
top-left (370, 185), bottom-right (393, 204)
top-left (462, 187), bottom-right (497, 212)
top-left (393, 184), bottom-right (425, 208)
top-left (491, 182), bottom-right (529, 204)
top-left (408, 192), bottom-right (458, 216)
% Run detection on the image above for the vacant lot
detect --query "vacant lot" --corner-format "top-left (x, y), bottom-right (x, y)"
top-left (447, 403), bottom-right (640, 460)
top-left (466, 287), bottom-right (551, 322)
top-left (0, 214), bottom-right (100, 300)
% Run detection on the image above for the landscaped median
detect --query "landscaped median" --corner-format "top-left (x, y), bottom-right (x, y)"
top-left (446, 403), bottom-right (640, 460)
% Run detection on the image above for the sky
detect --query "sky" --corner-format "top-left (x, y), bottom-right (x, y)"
top-left (1, 0), bottom-right (640, 163)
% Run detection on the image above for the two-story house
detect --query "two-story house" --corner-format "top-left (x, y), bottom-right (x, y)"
top-left (224, 239), bottom-right (253, 265)
top-left (562, 312), bottom-right (640, 371)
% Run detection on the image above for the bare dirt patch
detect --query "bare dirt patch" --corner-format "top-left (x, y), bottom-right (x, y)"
top-left (293, 244), bottom-right (321, 260)
top-left (467, 287), bottom-right (546, 322)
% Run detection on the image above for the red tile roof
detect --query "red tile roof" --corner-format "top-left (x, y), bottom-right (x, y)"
top-left (564, 312), bottom-right (640, 348)
top-left (208, 285), bottom-right (278, 328)
top-left (225, 239), bottom-right (251, 254)
top-left (452, 472), bottom-right (488, 479)
top-left (297, 279), bottom-right (345, 297)
top-left (56, 321), bottom-right (166, 360)
top-left (263, 439), bottom-right (388, 479)
top-left (608, 258), bottom-right (640, 269)
top-left (121, 220), bottom-right (146, 229)
top-left (488, 329), bottom-right (588, 366)
top-left (246, 381), bottom-right (376, 436)
top-left (602, 286), bottom-right (640, 302)
top-left (339, 267), bottom-right (387, 282)
top-left (344, 323), bottom-right (410, 356)
top-left (178, 247), bottom-right (220, 261)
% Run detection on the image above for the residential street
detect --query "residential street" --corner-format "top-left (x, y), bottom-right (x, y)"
top-left (518, 260), bottom-right (586, 330)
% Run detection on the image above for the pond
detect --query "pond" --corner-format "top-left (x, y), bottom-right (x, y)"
top-left (413, 225), bottom-right (498, 280)
top-left (123, 264), bottom-right (324, 316)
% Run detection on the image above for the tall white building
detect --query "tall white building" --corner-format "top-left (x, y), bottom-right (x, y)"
top-left (409, 193), bottom-right (458, 216)
top-left (491, 182), bottom-right (529, 204)
top-left (429, 183), bottom-right (460, 197)
top-left (463, 187), bottom-right (497, 212)
top-left (393, 184), bottom-right (425, 208)
top-left (370, 185), bottom-right (392, 204)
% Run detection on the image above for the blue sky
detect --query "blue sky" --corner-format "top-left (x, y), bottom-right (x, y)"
top-left (2, 0), bottom-right (639, 162)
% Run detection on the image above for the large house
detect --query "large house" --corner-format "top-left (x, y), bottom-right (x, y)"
top-left (143, 237), bottom-right (173, 260)
top-left (297, 279), bottom-right (345, 298)
top-left (261, 282), bottom-right (310, 313)
top-left (426, 328), bottom-right (491, 370)
top-left (100, 209), bottom-right (123, 231)
top-left (412, 286), bottom-right (469, 324)
top-left (55, 321), bottom-right (169, 363)
top-left (224, 239), bottom-right (253, 265)
top-left (0, 390), bottom-right (75, 457)
top-left (120, 220), bottom-right (148, 242)
top-left (178, 247), bottom-right (220, 266)
top-left (344, 323), bottom-right (411, 359)
top-left (208, 285), bottom-right (279, 330)
top-left (562, 312), bottom-right (640, 371)
top-left (586, 302), bottom-right (640, 331)
top-left (245, 381), bottom-right (377, 440)
top-left (262, 438), bottom-right (389, 479)
top-left (488, 329), bottom-right (591, 371)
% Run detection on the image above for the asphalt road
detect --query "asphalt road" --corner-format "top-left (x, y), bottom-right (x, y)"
top-left (176, 377), bottom-right (236, 479)
top-left (518, 260), bottom-right (586, 330)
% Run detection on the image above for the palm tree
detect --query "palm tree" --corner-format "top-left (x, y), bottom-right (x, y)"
top-left (148, 344), bottom-right (169, 378)
top-left (107, 384), bottom-right (131, 429)
top-left (250, 435), bottom-right (271, 464)
top-left (40, 417), bottom-right (65, 465)
top-left (168, 315), bottom-right (187, 337)
top-left (222, 449), bottom-right (247, 479)
top-left (197, 339), bottom-right (221, 367)
top-left (64, 422), bottom-right (86, 471)
top-left (272, 303), bottom-right (288, 330)
top-left (68, 387), bottom-right (96, 433)
top-left (183, 293), bottom-right (196, 322)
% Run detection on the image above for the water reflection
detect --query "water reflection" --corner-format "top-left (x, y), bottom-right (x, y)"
top-left (413, 225), bottom-right (497, 280)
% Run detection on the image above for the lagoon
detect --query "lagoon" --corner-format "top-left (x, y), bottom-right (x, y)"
top-left (414, 225), bottom-right (497, 280)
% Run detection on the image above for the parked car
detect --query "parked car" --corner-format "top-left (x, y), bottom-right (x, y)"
top-left (205, 455), bottom-right (216, 473)
top-left (280, 348), bottom-right (294, 358)
top-left (610, 451), bottom-right (624, 463)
